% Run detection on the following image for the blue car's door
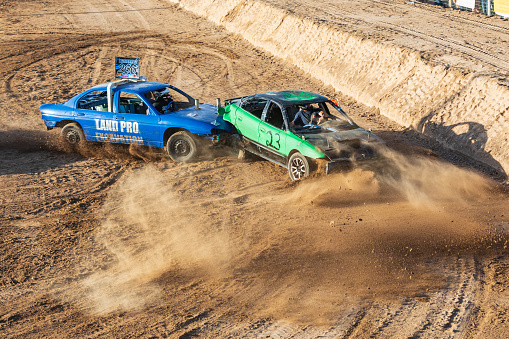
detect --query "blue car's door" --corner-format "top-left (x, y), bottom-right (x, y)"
top-left (73, 89), bottom-right (116, 142)
top-left (114, 91), bottom-right (161, 146)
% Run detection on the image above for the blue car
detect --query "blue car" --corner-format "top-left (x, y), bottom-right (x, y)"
top-left (40, 79), bottom-right (231, 162)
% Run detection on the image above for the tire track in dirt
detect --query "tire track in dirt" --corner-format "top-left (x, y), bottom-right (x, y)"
top-left (376, 21), bottom-right (509, 72)
top-left (221, 257), bottom-right (484, 337)
top-left (0, 33), bottom-right (246, 129)
top-left (0, 33), bottom-right (251, 121)
top-left (463, 255), bottom-right (509, 337)
top-left (0, 33), bottom-right (137, 96)
top-left (409, 257), bottom-right (478, 337)
top-left (89, 47), bottom-right (108, 85)
top-left (324, 3), bottom-right (509, 72)
top-left (0, 158), bottom-right (129, 219)
top-left (375, 0), bottom-right (509, 35)
top-left (80, 0), bottom-right (114, 32)
top-left (251, 0), bottom-right (509, 72)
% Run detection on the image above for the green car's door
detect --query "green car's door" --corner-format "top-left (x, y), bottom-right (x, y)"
top-left (257, 101), bottom-right (288, 166)
top-left (235, 97), bottom-right (268, 144)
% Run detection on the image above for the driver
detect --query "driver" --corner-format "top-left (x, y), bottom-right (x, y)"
top-left (154, 91), bottom-right (173, 113)
top-left (290, 104), bottom-right (313, 127)
top-left (310, 110), bottom-right (329, 125)
top-left (146, 89), bottom-right (174, 113)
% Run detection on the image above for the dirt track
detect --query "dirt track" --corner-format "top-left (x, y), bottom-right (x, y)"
top-left (0, 0), bottom-right (508, 338)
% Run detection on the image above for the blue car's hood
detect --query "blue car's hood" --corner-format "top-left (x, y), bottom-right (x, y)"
top-left (169, 104), bottom-right (219, 123)
top-left (160, 103), bottom-right (231, 132)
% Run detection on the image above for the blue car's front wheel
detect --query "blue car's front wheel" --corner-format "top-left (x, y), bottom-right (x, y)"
top-left (166, 131), bottom-right (198, 163)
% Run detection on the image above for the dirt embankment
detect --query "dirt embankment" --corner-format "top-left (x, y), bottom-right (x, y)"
top-left (169, 0), bottom-right (509, 178)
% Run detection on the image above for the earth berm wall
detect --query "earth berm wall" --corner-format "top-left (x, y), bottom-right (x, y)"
top-left (169, 0), bottom-right (509, 178)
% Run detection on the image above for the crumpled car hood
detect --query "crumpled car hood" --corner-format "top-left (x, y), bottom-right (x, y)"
top-left (299, 126), bottom-right (384, 161)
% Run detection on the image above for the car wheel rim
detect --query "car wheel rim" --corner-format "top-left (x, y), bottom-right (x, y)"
top-left (67, 130), bottom-right (79, 144)
top-left (173, 139), bottom-right (190, 156)
top-left (290, 158), bottom-right (306, 179)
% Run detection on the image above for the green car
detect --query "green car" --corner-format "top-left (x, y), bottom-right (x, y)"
top-left (219, 90), bottom-right (385, 180)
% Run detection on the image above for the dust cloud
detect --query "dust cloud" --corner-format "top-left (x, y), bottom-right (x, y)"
top-left (39, 128), bottom-right (165, 162)
top-left (374, 147), bottom-right (495, 208)
top-left (292, 147), bottom-right (495, 210)
top-left (275, 148), bottom-right (508, 323)
top-left (70, 147), bottom-right (504, 320)
top-left (82, 166), bottom-right (234, 315)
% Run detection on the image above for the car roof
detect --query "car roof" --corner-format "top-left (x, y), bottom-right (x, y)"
top-left (251, 91), bottom-right (329, 106)
top-left (88, 80), bottom-right (172, 93)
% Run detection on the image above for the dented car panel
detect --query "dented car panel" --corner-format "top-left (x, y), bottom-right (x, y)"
top-left (221, 90), bottom-right (385, 178)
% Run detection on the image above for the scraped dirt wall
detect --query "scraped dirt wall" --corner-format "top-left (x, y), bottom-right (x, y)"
top-left (168, 0), bottom-right (509, 177)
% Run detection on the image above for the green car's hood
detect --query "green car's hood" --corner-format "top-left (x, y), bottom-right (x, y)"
top-left (296, 124), bottom-right (384, 161)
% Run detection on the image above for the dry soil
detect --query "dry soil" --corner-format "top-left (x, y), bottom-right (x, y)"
top-left (0, 0), bottom-right (508, 338)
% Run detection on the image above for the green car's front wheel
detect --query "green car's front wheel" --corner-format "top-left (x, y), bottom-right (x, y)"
top-left (288, 152), bottom-right (311, 181)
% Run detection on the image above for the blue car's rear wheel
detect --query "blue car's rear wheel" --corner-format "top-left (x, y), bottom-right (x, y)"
top-left (288, 152), bottom-right (310, 181)
top-left (166, 131), bottom-right (198, 163)
top-left (61, 123), bottom-right (86, 146)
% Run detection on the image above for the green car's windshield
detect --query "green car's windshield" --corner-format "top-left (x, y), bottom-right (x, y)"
top-left (289, 101), bottom-right (357, 133)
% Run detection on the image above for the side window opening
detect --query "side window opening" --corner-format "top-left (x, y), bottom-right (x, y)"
top-left (241, 98), bottom-right (267, 119)
top-left (119, 92), bottom-right (147, 115)
top-left (167, 88), bottom-right (193, 110)
top-left (144, 87), bottom-right (193, 113)
top-left (265, 102), bottom-right (285, 130)
top-left (286, 105), bottom-right (300, 123)
top-left (77, 91), bottom-right (108, 111)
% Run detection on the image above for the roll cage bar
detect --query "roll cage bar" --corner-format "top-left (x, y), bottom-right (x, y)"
top-left (106, 78), bottom-right (147, 112)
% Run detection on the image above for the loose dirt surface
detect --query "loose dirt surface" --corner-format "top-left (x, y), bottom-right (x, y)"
top-left (0, 0), bottom-right (508, 338)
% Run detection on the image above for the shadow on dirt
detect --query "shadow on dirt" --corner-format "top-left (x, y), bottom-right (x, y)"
top-left (0, 129), bottom-right (83, 175)
top-left (376, 126), bottom-right (508, 183)
top-left (414, 110), bottom-right (507, 182)
top-left (3, 125), bottom-right (507, 187)
top-left (0, 128), bottom-right (235, 176)
top-left (0, 129), bottom-right (51, 152)
top-left (0, 129), bottom-right (150, 176)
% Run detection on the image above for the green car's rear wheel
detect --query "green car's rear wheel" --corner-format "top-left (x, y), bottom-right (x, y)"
top-left (288, 152), bottom-right (310, 181)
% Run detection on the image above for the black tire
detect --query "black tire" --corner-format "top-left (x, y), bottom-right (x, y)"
top-left (61, 123), bottom-right (86, 146)
top-left (288, 152), bottom-right (311, 181)
top-left (166, 131), bottom-right (198, 162)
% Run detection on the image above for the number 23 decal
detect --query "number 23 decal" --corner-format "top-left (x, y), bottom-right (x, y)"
top-left (265, 130), bottom-right (281, 150)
